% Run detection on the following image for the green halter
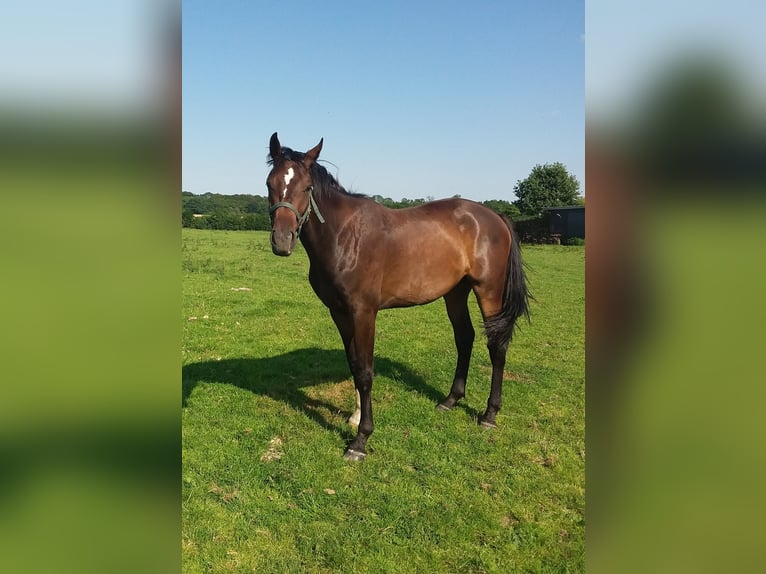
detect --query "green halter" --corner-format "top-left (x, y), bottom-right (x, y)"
top-left (269, 185), bottom-right (326, 237)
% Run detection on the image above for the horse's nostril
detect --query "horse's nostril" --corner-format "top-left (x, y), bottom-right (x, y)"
top-left (270, 228), bottom-right (296, 257)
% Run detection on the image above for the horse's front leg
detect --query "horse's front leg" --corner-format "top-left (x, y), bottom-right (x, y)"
top-left (331, 307), bottom-right (377, 461)
top-left (348, 389), bottom-right (361, 426)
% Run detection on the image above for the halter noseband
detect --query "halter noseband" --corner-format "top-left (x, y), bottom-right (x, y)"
top-left (269, 185), bottom-right (325, 238)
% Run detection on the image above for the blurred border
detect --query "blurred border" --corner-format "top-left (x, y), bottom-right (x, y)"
top-left (0, 2), bottom-right (180, 573)
top-left (587, 2), bottom-right (766, 572)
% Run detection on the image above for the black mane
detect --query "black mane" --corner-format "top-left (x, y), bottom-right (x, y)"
top-left (268, 147), bottom-right (368, 200)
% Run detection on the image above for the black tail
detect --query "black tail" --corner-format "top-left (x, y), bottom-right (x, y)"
top-left (483, 217), bottom-right (532, 348)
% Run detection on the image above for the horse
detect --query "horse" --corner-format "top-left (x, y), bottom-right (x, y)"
top-left (266, 132), bottom-right (531, 461)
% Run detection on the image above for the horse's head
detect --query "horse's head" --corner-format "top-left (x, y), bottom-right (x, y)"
top-left (266, 132), bottom-right (323, 256)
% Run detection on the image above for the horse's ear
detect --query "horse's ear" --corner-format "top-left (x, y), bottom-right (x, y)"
top-left (303, 138), bottom-right (323, 166)
top-left (269, 132), bottom-right (281, 161)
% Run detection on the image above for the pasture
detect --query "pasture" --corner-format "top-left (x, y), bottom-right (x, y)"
top-left (182, 228), bottom-right (584, 573)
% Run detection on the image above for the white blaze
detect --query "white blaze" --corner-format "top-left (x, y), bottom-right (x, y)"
top-left (282, 167), bottom-right (294, 198)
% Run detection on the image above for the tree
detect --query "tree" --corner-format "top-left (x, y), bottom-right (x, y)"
top-left (513, 163), bottom-right (581, 217)
top-left (482, 199), bottom-right (522, 221)
top-left (628, 56), bottom-right (747, 181)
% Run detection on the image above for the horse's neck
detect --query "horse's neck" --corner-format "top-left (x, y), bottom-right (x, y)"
top-left (299, 188), bottom-right (347, 260)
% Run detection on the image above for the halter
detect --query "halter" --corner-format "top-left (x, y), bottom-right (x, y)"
top-left (269, 185), bottom-right (325, 238)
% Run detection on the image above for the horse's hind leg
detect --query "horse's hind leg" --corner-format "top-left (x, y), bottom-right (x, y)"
top-left (473, 283), bottom-right (509, 428)
top-left (437, 280), bottom-right (475, 411)
top-left (480, 337), bottom-right (508, 428)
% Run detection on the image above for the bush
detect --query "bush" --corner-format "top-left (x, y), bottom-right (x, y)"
top-left (514, 215), bottom-right (549, 244)
top-left (564, 237), bottom-right (585, 246)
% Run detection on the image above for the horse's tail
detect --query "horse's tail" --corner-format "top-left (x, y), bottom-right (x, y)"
top-left (483, 216), bottom-right (532, 348)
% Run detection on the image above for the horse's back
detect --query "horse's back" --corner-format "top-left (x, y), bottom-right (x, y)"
top-left (397, 198), bottom-right (507, 228)
top-left (387, 198), bottom-right (511, 256)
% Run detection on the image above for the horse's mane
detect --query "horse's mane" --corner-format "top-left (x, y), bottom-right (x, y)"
top-left (268, 147), bottom-right (368, 200)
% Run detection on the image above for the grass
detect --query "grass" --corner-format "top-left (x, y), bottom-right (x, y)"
top-left (182, 229), bottom-right (584, 573)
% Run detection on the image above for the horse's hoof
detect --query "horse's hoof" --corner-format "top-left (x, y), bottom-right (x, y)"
top-left (479, 419), bottom-right (498, 429)
top-left (436, 402), bottom-right (452, 412)
top-left (343, 448), bottom-right (366, 462)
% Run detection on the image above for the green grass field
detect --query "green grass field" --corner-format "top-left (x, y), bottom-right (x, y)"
top-left (182, 229), bottom-right (584, 573)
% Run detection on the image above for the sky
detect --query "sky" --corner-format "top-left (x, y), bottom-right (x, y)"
top-left (182, 1), bottom-right (584, 203)
top-left (586, 0), bottom-right (766, 123)
top-left (0, 0), bottom-right (168, 112)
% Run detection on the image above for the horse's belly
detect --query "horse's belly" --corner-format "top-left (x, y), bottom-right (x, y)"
top-left (379, 267), bottom-right (464, 308)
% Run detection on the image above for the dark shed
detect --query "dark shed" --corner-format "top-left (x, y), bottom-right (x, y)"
top-left (544, 206), bottom-right (585, 241)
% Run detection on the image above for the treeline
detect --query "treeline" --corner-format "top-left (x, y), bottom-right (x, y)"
top-left (182, 191), bottom-right (522, 231)
top-left (182, 192), bottom-right (271, 230)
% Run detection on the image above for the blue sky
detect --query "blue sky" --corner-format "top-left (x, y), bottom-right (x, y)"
top-left (182, 1), bottom-right (584, 202)
top-left (587, 0), bottom-right (766, 122)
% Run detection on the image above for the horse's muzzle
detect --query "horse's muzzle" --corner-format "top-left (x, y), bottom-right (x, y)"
top-left (270, 229), bottom-right (296, 256)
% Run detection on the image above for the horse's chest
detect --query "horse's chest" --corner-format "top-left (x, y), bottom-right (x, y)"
top-left (308, 266), bottom-right (346, 310)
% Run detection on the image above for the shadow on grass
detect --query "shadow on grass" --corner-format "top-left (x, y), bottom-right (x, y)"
top-left (182, 348), bottom-right (474, 440)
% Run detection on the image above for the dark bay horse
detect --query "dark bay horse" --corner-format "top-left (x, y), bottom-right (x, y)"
top-left (266, 132), bottom-right (530, 461)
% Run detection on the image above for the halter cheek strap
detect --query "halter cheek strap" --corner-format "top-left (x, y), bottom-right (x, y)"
top-left (269, 186), bottom-right (325, 238)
